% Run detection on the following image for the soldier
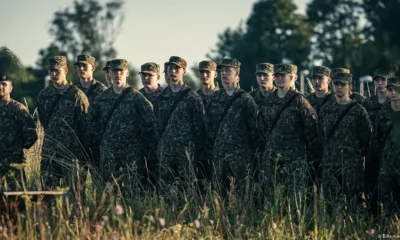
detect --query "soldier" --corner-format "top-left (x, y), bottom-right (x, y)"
top-left (90, 59), bottom-right (157, 183)
top-left (319, 72), bottom-right (372, 206)
top-left (0, 74), bottom-right (37, 176)
top-left (306, 66), bottom-right (334, 114)
top-left (37, 56), bottom-right (89, 187)
top-left (74, 55), bottom-right (107, 102)
top-left (259, 63), bottom-right (320, 194)
top-left (138, 62), bottom-right (164, 105)
top-left (331, 68), bottom-right (365, 104)
top-left (154, 56), bottom-right (205, 189)
top-left (377, 75), bottom-right (400, 213)
top-left (363, 68), bottom-right (390, 211)
top-left (197, 60), bottom-right (219, 107)
top-left (102, 60), bottom-right (113, 87)
top-left (250, 63), bottom-right (276, 105)
top-left (206, 58), bottom-right (257, 193)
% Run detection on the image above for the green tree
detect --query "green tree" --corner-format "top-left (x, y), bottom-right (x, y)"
top-left (208, 0), bottom-right (312, 90)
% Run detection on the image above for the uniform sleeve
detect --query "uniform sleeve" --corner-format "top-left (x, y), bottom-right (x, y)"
top-left (87, 97), bottom-right (102, 147)
top-left (358, 106), bottom-right (373, 156)
top-left (192, 95), bottom-right (206, 155)
top-left (74, 92), bottom-right (90, 145)
top-left (138, 95), bottom-right (158, 155)
top-left (244, 95), bottom-right (258, 151)
top-left (19, 106), bottom-right (38, 149)
top-left (37, 93), bottom-right (47, 129)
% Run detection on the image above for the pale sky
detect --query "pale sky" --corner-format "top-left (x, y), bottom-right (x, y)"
top-left (0, 0), bottom-right (309, 75)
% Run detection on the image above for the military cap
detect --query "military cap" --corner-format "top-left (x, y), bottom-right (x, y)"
top-left (138, 62), bottom-right (160, 74)
top-left (332, 73), bottom-right (352, 84)
top-left (103, 60), bottom-right (112, 71)
top-left (331, 68), bottom-right (350, 79)
top-left (217, 58), bottom-right (241, 70)
top-left (110, 59), bottom-right (128, 70)
top-left (373, 69), bottom-right (388, 80)
top-left (386, 76), bottom-right (400, 88)
top-left (255, 63), bottom-right (274, 74)
top-left (48, 56), bottom-right (67, 70)
top-left (274, 63), bottom-right (298, 75)
top-left (165, 56), bottom-right (187, 69)
top-left (198, 60), bottom-right (217, 71)
top-left (74, 55), bottom-right (95, 66)
top-left (163, 62), bottom-right (168, 73)
top-left (312, 66), bottom-right (331, 77)
top-left (0, 74), bottom-right (12, 82)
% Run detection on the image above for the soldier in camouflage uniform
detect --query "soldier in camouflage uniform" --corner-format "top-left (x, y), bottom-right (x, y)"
top-left (319, 72), bottom-right (372, 206)
top-left (89, 59), bottom-right (157, 183)
top-left (377, 76), bottom-right (400, 213)
top-left (37, 56), bottom-right (90, 187)
top-left (102, 60), bottom-right (113, 87)
top-left (331, 68), bottom-right (365, 104)
top-left (259, 63), bottom-right (320, 194)
top-left (363, 69), bottom-right (390, 212)
top-left (306, 66), bottom-right (335, 114)
top-left (0, 74), bottom-right (37, 176)
top-left (154, 56), bottom-right (205, 188)
top-left (250, 63), bottom-right (276, 105)
top-left (196, 60), bottom-right (219, 107)
top-left (205, 59), bottom-right (257, 193)
top-left (138, 62), bottom-right (164, 105)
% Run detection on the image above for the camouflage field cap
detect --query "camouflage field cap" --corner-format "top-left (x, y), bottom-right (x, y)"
top-left (274, 63), bottom-right (298, 75)
top-left (139, 62), bottom-right (160, 74)
top-left (255, 63), bottom-right (274, 74)
top-left (48, 56), bottom-right (67, 70)
top-left (386, 76), bottom-right (400, 88)
top-left (331, 68), bottom-right (350, 79)
top-left (373, 69), bottom-right (388, 80)
top-left (312, 66), bottom-right (331, 77)
top-left (165, 56), bottom-right (187, 69)
top-left (217, 58), bottom-right (241, 70)
top-left (332, 72), bottom-right (352, 84)
top-left (74, 55), bottom-right (95, 66)
top-left (102, 60), bottom-right (112, 71)
top-left (110, 59), bottom-right (128, 70)
top-left (0, 74), bottom-right (12, 82)
top-left (198, 60), bottom-right (217, 71)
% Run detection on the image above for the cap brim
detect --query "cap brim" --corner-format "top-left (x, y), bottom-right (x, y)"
top-left (138, 71), bottom-right (158, 74)
top-left (386, 83), bottom-right (400, 88)
top-left (166, 62), bottom-right (185, 68)
top-left (373, 75), bottom-right (386, 79)
top-left (217, 64), bottom-right (232, 69)
top-left (312, 73), bottom-right (326, 77)
top-left (333, 79), bottom-right (348, 84)
top-left (74, 61), bottom-right (92, 65)
top-left (102, 66), bottom-right (110, 71)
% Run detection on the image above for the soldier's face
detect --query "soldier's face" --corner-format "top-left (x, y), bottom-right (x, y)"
top-left (220, 67), bottom-right (238, 85)
top-left (140, 72), bottom-right (159, 90)
top-left (256, 72), bottom-right (273, 89)
top-left (76, 63), bottom-right (95, 79)
top-left (274, 73), bottom-right (292, 88)
top-left (312, 75), bottom-right (331, 91)
top-left (48, 68), bottom-right (68, 84)
top-left (104, 69), bottom-right (112, 86)
top-left (167, 65), bottom-right (185, 83)
top-left (374, 77), bottom-right (387, 92)
top-left (388, 86), bottom-right (400, 101)
top-left (110, 69), bottom-right (129, 87)
top-left (0, 81), bottom-right (12, 98)
top-left (333, 81), bottom-right (351, 97)
top-left (199, 70), bottom-right (217, 85)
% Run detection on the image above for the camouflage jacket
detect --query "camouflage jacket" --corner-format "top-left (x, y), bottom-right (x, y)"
top-left (249, 87), bottom-right (276, 106)
top-left (350, 92), bottom-right (365, 104)
top-left (206, 89), bottom-right (258, 163)
top-left (306, 92), bottom-right (335, 114)
top-left (139, 85), bottom-right (164, 106)
top-left (37, 83), bottom-right (89, 159)
top-left (259, 89), bottom-right (320, 168)
top-left (75, 79), bottom-right (107, 103)
top-left (89, 86), bottom-right (157, 172)
top-left (154, 85), bottom-right (205, 163)
top-left (363, 95), bottom-right (389, 127)
top-left (0, 99), bottom-right (37, 164)
top-left (319, 100), bottom-right (372, 170)
top-left (196, 87), bottom-right (219, 109)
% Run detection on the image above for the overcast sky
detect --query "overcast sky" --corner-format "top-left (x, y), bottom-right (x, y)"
top-left (0, 0), bottom-right (309, 76)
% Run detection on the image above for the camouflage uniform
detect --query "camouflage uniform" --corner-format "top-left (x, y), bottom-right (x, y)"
top-left (306, 66), bottom-right (335, 114)
top-left (140, 85), bottom-right (163, 105)
top-left (259, 64), bottom-right (320, 191)
top-left (377, 77), bottom-right (400, 212)
top-left (0, 75), bottom-right (37, 174)
top-left (89, 59), bottom-right (157, 180)
top-left (37, 56), bottom-right (90, 184)
top-left (138, 62), bottom-right (164, 106)
top-left (350, 92), bottom-right (365, 104)
top-left (154, 56), bottom-right (206, 185)
top-left (319, 72), bottom-right (372, 203)
top-left (196, 61), bottom-right (219, 108)
top-left (331, 68), bottom-right (365, 104)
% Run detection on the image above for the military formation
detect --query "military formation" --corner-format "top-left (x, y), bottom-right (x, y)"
top-left (2, 53), bottom-right (400, 213)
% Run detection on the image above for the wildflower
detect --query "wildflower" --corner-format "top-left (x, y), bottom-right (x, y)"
top-left (0, 226), bottom-right (3, 231)
top-left (272, 223), bottom-right (277, 229)
top-left (95, 224), bottom-right (103, 232)
top-left (100, 221), bottom-right (106, 226)
top-left (115, 205), bottom-right (124, 215)
top-left (209, 220), bottom-right (214, 225)
top-left (367, 229), bottom-right (375, 235)
top-left (102, 216), bottom-right (109, 222)
top-left (194, 219), bottom-right (201, 229)
top-left (149, 215), bottom-right (154, 222)
top-left (159, 218), bottom-right (166, 227)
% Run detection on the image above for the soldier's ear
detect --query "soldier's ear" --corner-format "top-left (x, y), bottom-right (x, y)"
top-left (157, 74), bottom-right (161, 80)
top-left (214, 71), bottom-right (218, 79)
top-left (327, 77), bottom-right (332, 84)
top-left (64, 67), bottom-right (69, 74)
top-left (126, 70), bottom-right (130, 77)
top-left (293, 74), bottom-right (298, 81)
top-left (183, 68), bottom-right (186, 75)
top-left (349, 83), bottom-right (353, 91)
top-left (92, 65), bottom-right (96, 72)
